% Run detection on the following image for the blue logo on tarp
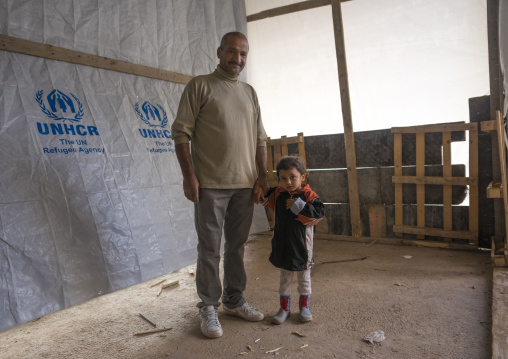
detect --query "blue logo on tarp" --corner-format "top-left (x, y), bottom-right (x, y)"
top-left (135, 101), bottom-right (168, 128)
top-left (36, 90), bottom-right (84, 122)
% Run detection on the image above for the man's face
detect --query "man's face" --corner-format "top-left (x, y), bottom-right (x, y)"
top-left (217, 35), bottom-right (249, 76)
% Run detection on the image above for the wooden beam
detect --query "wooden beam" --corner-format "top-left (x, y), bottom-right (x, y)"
top-left (487, 181), bottom-right (503, 198)
top-left (391, 176), bottom-right (477, 186)
top-left (393, 225), bottom-right (478, 241)
top-left (481, 120), bottom-right (497, 132)
top-left (416, 133), bottom-right (425, 239)
top-left (496, 111), bottom-right (508, 261)
top-left (247, 0), bottom-right (353, 22)
top-left (487, 0), bottom-right (503, 122)
top-left (391, 122), bottom-right (476, 134)
top-left (468, 125), bottom-right (479, 246)
top-left (442, 131), bottom-right (452, 243)
top-left (315, 233), bottom-right (478, 251)
top-left (331, 0), bottom-right (362, 237)
top-left (394, 133), bottom-right (403, 237)
top-left (0, 34), bottom-right (193, 85)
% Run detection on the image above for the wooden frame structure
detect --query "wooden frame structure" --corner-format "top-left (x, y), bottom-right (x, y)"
top-left (249, 0), bottom-right (363, 237)
top-left (266, 133), bottom-right (307, 228)
top-left (482, 111), bottom-right (508, 265)
top-left (391, 122), bottom-right (479, 245)
top-left (267, 132), bottom-right (307, 187)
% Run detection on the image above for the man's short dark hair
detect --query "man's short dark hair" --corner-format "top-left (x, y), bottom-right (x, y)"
top-left (220, 32), bottom-right (248, 48)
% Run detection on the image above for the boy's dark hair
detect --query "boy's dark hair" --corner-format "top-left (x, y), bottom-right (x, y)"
top-left (276, 156), bottom-right (307, 176)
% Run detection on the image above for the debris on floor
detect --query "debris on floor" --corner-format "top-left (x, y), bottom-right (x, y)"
top-left (363, 330), bottom-right (385, 344)
top-left (133, 327), bottom-right (173, 336)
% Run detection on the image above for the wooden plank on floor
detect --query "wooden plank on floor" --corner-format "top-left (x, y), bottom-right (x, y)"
top-left (492, 268), bottom-right (508, 358)
top-left (393, 225), bottom-right (478, 241)
top-left (416, 132), bottom-right (425, 239)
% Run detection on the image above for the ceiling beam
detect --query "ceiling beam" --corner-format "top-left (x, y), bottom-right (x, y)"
top-left (247, 0), bottom-right (352, 22)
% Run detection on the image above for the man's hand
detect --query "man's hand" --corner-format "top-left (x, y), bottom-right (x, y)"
top-left (252, 176), bottom-right (269, 203)
top-left (183, 173), bottom-right (200, 203)
top-left (175, 143), bottom-right (200, 203)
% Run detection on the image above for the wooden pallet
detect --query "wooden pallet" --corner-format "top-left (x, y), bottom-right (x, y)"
top-left (391, 122), bottom-right (479, 246)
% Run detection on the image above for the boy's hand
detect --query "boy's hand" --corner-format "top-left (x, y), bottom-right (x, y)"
top-left (286, 198), bottom-right (297, 209)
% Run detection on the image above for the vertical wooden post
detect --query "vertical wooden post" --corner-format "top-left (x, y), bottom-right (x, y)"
top-left (297, 132), bottom-right (307, 168)
top-left (468, 125), bottom-right (479, 246)
top-left (331, 0), bottom-right (362, 237)
top-left (442, 132), bottom-right (452, 242)
top-left (495, 112), bottom-right (508, 259)
top-left (416, 133), bottom-right (425, 239)
top-left (394, 133), bottom-right (403, 237)
top-left (267, 137), bottom-right (275, 184)
top-left (487, 0), bottom-right (505, 237)
top-left (281, 136), bottom-right (289, 157)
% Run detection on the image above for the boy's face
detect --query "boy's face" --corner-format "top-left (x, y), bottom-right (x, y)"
top-left (278, 167), bottom-right (306, 193)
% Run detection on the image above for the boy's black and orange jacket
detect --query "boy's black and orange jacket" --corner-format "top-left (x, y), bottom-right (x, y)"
top-left (261, 184), bottom-right (325, 271)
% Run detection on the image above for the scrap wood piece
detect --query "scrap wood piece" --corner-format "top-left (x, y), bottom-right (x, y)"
top-left (156, 280), bottom-right (180, 296)
top-left (300, 344), bottom-right (309, 349)
top-left (318, 257), bottom-right (368, 265)
top-left (162, 280), bottom-right (179, 289)
top-left (138, 313), bottom-right (156, 327)
top-left (150, 279), bottom-right (166, 288)
top-left (368, 239), bottom-right (378, 247)
top-left (133, 327), bottom-right (173, 336)
top-left (265, 347), bottom-right (283, 353)
top-left (247, 345), bottom-right (253, 351)
top-left (291, 331), bottom-right (306, 337)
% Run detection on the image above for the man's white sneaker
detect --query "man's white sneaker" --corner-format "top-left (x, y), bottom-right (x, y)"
top-left (223, 302), bottom-right (264, 322)
top-left (199, 306), bottom-right (223, 338)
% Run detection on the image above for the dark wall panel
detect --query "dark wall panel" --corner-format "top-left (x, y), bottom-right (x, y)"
top-left (300, 129), bottom-right (465, 169)
top-left (308, 165), bottom-right (467, 205)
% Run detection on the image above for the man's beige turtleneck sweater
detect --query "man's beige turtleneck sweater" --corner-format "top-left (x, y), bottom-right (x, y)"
top-left (171, 65), bottom-right (267, 189)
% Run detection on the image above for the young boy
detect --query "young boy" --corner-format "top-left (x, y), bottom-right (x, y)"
top-left (261, 156), bottom-right (325, 324)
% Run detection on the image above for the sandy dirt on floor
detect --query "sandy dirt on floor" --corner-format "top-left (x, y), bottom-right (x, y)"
top-left (0, 233), bottom-right (492, 359)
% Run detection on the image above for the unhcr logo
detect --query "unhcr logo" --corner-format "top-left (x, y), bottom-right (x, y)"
top-left (135, 101), bottom-right (172, 140)
top-left (36, 89), bottom-right (84, 122)
top-left (35, 89), bottom-right (99, 137)
top-left (135, 100), bottom-right (174, 153)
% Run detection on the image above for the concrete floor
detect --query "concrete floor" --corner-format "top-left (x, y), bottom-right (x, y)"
top-left (0, 233), bottom-right (499, 359)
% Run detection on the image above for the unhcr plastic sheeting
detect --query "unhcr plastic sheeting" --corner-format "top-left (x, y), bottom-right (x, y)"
top-left (0, 0), bottom-right (269, 331)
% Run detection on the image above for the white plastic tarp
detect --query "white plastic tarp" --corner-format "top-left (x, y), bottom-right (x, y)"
top-left (0, 0), bottom-right (268, 331)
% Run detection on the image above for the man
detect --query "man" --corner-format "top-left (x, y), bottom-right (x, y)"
top-left (171, 31), bottom-right (269, 339)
